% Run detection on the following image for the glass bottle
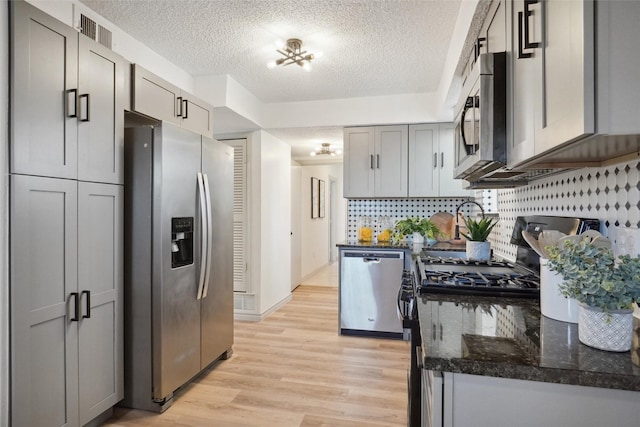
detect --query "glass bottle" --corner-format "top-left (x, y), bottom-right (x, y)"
top-left (357, 216), bottom-right (373, 242)
top-left (377, 215), bottom-right (393, 242)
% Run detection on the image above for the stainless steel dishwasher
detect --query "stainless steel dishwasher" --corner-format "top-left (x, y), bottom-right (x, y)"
top-left (339, 249), bottom-right (405, 338)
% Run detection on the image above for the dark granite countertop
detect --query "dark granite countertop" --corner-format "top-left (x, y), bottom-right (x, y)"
top-left (417, 293), bottom-right (640, 391)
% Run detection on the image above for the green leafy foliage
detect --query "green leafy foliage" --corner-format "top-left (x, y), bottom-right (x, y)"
top-left (547, 237), bottom-right (640, 311)
top-left (460, 216), bottom-right (498, 242)
top-left (393, 217), bottom-right (440, 240)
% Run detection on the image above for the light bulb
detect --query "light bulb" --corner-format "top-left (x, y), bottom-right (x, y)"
top-left (267, 60), bottom-right (277, 69)
top-left (302, 61), bottom-right (312, 72)
top-left (310, 151), bottom-right (316, 156)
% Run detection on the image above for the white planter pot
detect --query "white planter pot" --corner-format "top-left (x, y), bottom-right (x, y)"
top-left (411, 232), bottom-right (424, 245)
top-left (539, 258), bottom-right (578, 323)
top-left (578, 303), bottom-right (633, 352)
top-left (466, 241), bottom-right (491, 262)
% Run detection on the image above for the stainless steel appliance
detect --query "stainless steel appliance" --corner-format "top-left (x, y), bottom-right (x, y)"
top-left (340, 250), bottom-right (405, 338)
top-left (454, 52), bottom-right (507, 183)
top-left (122, 120), bottom-right (234, 412)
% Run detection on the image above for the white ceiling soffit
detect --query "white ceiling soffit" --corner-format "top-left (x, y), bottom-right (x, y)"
top-left (79, 0), bottom-right (463, 105)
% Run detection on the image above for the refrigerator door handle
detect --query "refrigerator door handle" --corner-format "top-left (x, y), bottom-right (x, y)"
top-left (196, 172), bottom-right (207, 300)
top-left (202, 173), bottom-right (213, 298)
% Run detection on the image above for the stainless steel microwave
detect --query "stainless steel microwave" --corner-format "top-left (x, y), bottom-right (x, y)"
top-left (453, 52), bottom-right (507, 182)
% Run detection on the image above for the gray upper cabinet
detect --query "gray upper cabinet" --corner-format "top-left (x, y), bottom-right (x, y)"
top-left (343, 126), bottom-right (408, 198)
top-left (11, 175), bottom-right (79, 427)
top-left (77, 182), bottom-right (123, 425)
top-left (77, 37), bottom-right (126, 184)
top-left (132, 64), bottom-right (214, 137)
top-left (484, 0), bottom-right (506, 54)
top-left (11, 0), bottom-right (125, 184)
top-left (343, 127), bottom-right (375, 197)
top-left (409, 123), bottom-right (469, 198)
top-left (11, 1), bottom-right (78, 180)
top-left (508, 0), bottom-right (640, 167)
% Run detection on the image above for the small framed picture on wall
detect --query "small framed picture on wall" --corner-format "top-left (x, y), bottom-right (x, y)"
top-left (319, 180), bottom-right (325, 218)
top-left (311, 177), bottom-right (319, 218)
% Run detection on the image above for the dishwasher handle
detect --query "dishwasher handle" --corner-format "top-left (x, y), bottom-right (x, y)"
top-left (363, 257), bottom-right (381, 263)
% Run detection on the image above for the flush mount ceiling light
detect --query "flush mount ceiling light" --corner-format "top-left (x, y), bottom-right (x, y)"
top-left (310, 143), bottom-right (342, 157)
top-left (267, 38), bottom-right (315, 71)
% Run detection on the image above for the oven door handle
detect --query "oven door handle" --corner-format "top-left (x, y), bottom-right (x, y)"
top-left (397, 285), bottom-right (405, 320)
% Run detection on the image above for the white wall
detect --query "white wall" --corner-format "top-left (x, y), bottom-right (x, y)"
top-left (1, 3), bottom-right (8, 425)
top-left (300, 164), bottom-right (345, 278)
top-left (290, 162), bottom-right (302, 289)
top-left (248, 131), bottom-right (292, 313)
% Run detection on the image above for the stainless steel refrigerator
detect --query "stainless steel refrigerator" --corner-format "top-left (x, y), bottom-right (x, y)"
top-left (122, 121), bottom-right (233, 412)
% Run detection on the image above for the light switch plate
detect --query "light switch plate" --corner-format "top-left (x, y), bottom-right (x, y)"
top-left (611, 226), bottom-right (640, 257)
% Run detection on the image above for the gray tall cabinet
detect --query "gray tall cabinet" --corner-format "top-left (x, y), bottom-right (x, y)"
top-left (10, 1), bottom-right (125, 426)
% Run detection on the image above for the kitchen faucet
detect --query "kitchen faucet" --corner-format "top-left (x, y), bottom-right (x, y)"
top-left (453, 200), bottom-right (485, 240)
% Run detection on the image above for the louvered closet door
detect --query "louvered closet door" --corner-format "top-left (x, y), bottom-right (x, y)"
top-left (224, 139), bottom-right (248, 293)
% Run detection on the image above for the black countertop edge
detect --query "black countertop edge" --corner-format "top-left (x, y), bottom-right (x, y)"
top-left (337, 241), bottom-right (466, 252)
top-left (422, 358), bottom-right (640, 392)
top-left (417, 293), bottom-right (640, 393)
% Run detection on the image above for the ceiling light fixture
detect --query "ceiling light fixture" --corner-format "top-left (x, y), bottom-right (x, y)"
top-left (310, 143), bottom-right (342, 157)
top-left (267, 38), bottom-right (314, 71)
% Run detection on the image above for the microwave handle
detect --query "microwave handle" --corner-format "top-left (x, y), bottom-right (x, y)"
top-left (460, 98), bottom-right (471, 148)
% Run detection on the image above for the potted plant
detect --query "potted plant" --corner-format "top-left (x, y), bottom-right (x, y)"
top-left (460, 216), bottom-right (498, 262)
top-left (547, 237), bottom-right (640, 352)
top-left (393, 217), bottom-right (440, 246)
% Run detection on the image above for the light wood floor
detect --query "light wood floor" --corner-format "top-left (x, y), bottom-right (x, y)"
top-left (103, 285), bottom-right (410, 426)
top-left (298, 262), bottom-right (339, 288)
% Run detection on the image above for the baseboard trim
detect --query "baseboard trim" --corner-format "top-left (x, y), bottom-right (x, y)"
top-left (234, 293), bottom-right (292, 322)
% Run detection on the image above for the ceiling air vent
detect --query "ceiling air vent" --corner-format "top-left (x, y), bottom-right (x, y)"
top-left (79, 13), bottom-right (113, 50)
top-left (80, 14), bottom-right (96, 40)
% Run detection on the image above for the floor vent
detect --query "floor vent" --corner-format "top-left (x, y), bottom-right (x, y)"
top-left (234, 293), bottom-right (256, 311)
top-left (80, 13), bottom-right (113, 49)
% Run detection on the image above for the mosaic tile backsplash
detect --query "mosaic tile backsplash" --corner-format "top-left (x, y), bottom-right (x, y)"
top-left (493, 158), bottom-right (640, 261)
top-left (346, 198), bottom-right (474, 240)
top-left (346, 158), bottom-right (640, 264)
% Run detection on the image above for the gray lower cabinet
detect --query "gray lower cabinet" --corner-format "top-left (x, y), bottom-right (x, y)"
top-left (11, 0), bottom-right (125, 184)
top-left (10, 176), bottom-right (123, 427)
top-left (10, 175), bottom-right (79, 427)
top-left (77, 182), bottom-right (124, 424)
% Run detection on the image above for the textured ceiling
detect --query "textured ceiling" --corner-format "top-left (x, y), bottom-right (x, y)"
top-left (80, 0), bottom-right (463, 162)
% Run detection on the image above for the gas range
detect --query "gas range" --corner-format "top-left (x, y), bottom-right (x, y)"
top-left (416, 255), bottom-right (540, 298)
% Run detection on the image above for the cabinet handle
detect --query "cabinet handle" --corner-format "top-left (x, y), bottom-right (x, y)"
top-left (79, 94), bottom-right (90, 122)
top-left (474, 37), bottom-right (486, 61)
top-left (524, 0), bottom-right (540, 50)
top-left (518, 0), bottom-right (540, 59)
top-left (441, 152), bottom-right (444, 169)
top-left (183, 99), bottom-right (189, 119)
top-left (433, 153), bottom-right (438, 168)
top-left (82, 290), bottom-right (91, 319)
top-left (177, 96), bottom-right (183, 117)
top-left (70, 292), bottom-right (80, 322)
top-left (370, 154), bottom-right (374, 169)
top-left (67, 89), bottom-right (78, 118)
top-left (376, 154), bottom-right (380, 169)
